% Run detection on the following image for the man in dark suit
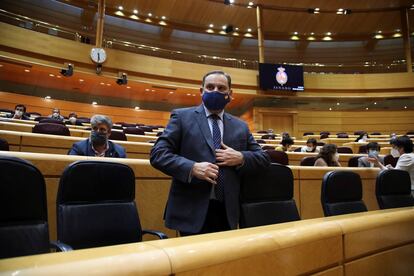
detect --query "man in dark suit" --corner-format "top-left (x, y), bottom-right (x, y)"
top-left (68, 114), bottom-right (126, 158)
top-left (150, 70), bottom-right (270, 235)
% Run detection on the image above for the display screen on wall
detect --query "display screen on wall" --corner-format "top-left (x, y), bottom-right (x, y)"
top-left (259, 63), bottom-right (304, 91)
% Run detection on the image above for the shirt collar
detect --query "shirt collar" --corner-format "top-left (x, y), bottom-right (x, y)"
top-left (90, 138), bottom-right (109, 157)
top-left (202, 104), bottom-right (224, 121)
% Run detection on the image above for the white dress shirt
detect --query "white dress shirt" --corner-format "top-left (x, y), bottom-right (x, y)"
top-left (395, 152), bottom-right (414, 190)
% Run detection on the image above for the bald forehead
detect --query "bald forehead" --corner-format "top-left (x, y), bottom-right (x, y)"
top-left (203, 73), bottom-right (229, 88)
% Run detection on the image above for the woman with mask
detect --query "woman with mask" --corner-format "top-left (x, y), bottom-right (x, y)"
top-left (68, 114), bottom-right (126, 158)
top-left (300, 138), bottom-right (319, 153)
top-left (369, 136), bottom-right (414, 191)
top-left (358, 142), bottom-right (384, 167)
top-left (314, 144), bottom-right (341, 167)
top-left (355, 132), bottom-right (369, 143)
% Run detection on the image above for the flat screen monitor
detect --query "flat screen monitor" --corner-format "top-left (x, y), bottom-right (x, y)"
top-left (259, 63), bottom-right (304, 91)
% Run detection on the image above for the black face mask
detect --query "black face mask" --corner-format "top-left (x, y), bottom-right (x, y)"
top-left (90, 131), bottom-right (107, 146)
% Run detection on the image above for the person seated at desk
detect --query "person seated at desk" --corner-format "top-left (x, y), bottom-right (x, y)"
top-left (355, 132), bottom-right (369, 143)
top-left (49, 108), bottom-right (65, 121)
top-left (358, 142), bottom-right (384, 167)
top-left (7, 104), bottom-right (30, 120)
top-left (275, 137), bottom-right (294, 152)
top-left (300, 138), bottom-right (319, 153)
top-left (68, 114), bottom-right (126, 158)
top-left (314, 144), bottom-right (341, 167)
top-left (369, 136), bottom-right (414, 191)
top-left (65, 112), bottom-right (83, 126)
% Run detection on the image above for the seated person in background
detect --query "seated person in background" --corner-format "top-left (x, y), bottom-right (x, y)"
top-left (314, 144), bottom-right (341, 167)
top-left (369, 136), bottom-right (414, 190)
top-left (358, 142), bottom-right (384, 167)
top-left (49, 108), bottom-right (65, 121)
top-left (281, 132), bottom-right (290, 139)
top-left (7, 104), bottom-right (30, 120)
top-left (68, 114), bottom-right (126, 158)
top-left (355, 132), bottom-right (369, 142)
top-left (390, 133), bottom-right (397, 139)
top-left (301, 138), bottom-right (319, 153)
top-left (275, 137), bottom-right (294, 152)
top-left (65, 112), bottom-right (83, 126)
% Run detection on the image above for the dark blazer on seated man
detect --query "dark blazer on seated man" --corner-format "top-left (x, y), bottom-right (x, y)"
top-left (150, 70), bottom-right (270, 235)
top-left (68, 114), bottom-right (126, 158)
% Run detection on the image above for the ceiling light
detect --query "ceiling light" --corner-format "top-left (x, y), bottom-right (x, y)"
top-left (130, 15), bottom-right (139, 20)
top-left (336, 8), bottom-right (344, 14)
top-left (118, 6), bottom-right (123, 10)
top-left (161, 16), bottom-right (166, 20)
top-left (169, 91), bottom-right (174, 94)
top-left (151, 89), bottom-right (155, 92)
top-left (222, 25), bottom-right (227, 30)
top-left (115, 11), bottom-right (124, 16)
top-left (0, 64), bottom-right (3, 67)
top-left (126, 86), bottom-right (131, 89)
top-left (322, 36), bottom-right (332, 41)
top-left (106, 83), bottom-right (111, 86)
top-left (374, 102), bottom-right (377, 105)
top-left (186, 93), bottom-right (191, 96)
top-left (247, 28), bottom-right (252, 32)
top-left (336, 103), bottom-right (340, 106)
top-left (329, 107), bottom-right (332, 111)
top-left (24, 69), bottom-right (30, 72)
top-left (404, 106), bottom-right (408, 109)
top-left (92, 101), bottom-right (97, 105)
top-left (148, 13), bottom-right (152, 17)
top-left (293, 32), bottom-right (298, 35)
top-left (307, 36), bottom-right (316, 41)
top-left (45, 96), bottom-right (51, 100)
top-left (206, 29), bottom-right (214, 33)
top-left (248, 2), bottom-right (254, 7)
top-left (244, 33), bottom-right (253, 37)
top-left (79, 79), bottom-right (84, 82)
top-left (49, 73), bottom-right (55, 77)
top-left (145, 88), bottom-right (150, 91)
top-left (219, 30), bottom-right (226, 35)
top-left (224, 0), bottom-right (235, 5)
top-left (159, 21), bottom-right (167, 26)
top-left (100, 82), bottom-right (105, 85)
top-left (56, 75), bottom-right (61, 78)
top-left (374, 34), bottom-right (384, 39)
top-left (308, 8), bottom-right (320, 14)
top-left (135, 106), bottom-right (140, 110)
top-left (209, 24), bottom-right (214, 28)
top-left (290, 35), bottom-right (300, 40)
top-left (393, 33), bottom-right (402, 38)
top-left (365, 107), bottom-right (369, 110)
top-left (326, 32), bottom-right (332, 36)
top-left (133, 9), bottom-right (138, 14)
top-left (310, 32), bottom-right (315, 35)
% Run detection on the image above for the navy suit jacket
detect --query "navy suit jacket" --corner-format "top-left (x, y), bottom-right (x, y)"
top-left (68, 139), bottom-right (126, 158)
top-left (150, 105), bottom-right (270, 233)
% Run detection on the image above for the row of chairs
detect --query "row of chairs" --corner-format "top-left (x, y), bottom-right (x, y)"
top-left (0, 156), bottom-right (167, 259)
top-left (239, 163), bottom-right (414, 228)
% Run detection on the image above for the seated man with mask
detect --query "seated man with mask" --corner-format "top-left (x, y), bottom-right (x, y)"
top-left (358, 142), bottom-right (384, 167)
top-left (7, 104), bottom-right (30, 120)
top-left (300, 138), bottom-right (319, 153)
top-left (49, 108), bottom-right (65, 121)
top-left (68, 114), bottom-right (126, 158)
top-left (65, 112), bottom-right (83, 126)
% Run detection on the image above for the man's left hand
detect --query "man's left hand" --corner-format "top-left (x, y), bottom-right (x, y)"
top-left (216, 143), bottom-right (244, 166)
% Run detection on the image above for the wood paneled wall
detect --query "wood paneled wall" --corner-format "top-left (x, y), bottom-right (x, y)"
top-left (253, 107), bottom-right (414, 137)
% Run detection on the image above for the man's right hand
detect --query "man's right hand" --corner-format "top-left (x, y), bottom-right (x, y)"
top-left (191, 162), bottom-right (219, 185)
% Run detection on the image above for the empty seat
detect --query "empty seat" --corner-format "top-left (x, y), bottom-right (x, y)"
top-left (57, 161), bottom-right (167, 250)
top-left (354, 131), bottom-right (365, 135)
top-left (0, 156), bottom-right (70, 258)
top-left (406, 131), bottom-right (414, 135)
top-left (348, 156), bottom-right (362, 167)
top-left (320, 131), bottom-right (330, 135)
top-left (320, 133), bottom-right (329, 139)
top-left (261, 134), bottom-right (276, 140)
top-left (109, 130), bottom-right (127, 141)
top-left (337, 147), bottom-right (353, 154)
top-left (139, 126), bottom-right (153, 132)
top-left (303, 132), bottom-right (314, 136)
top-left (376, 169), bottom-right (414, 209)
top-left (32, 123), bottom-right (70, 136)
top-left (317, 142), bottom-right (325, 146)
top-left (300, 156), bottom-right (317, 166)
top-left (371, 132), bottom-right (381, 135)
top-left (265, 150), bottom-right (289, 165)
top-left (121, 123), bottom-right (136, 128)
top-left (0, 138), bottom-right (9, 151)
top-left (123, 127), bottom-right (145, 135)
top-left (358, 145), bottom-right (368, 153)
top-left (337, 133), bottom-right (349, 138)
top-left (239, 164), bottom-right (300, 228)
top-left (111, 125), bottom-right (124, 130)
top-left (39, 118), bottom-right (65, 125)
top-left (0, 108), bottom-right (13, 114)
top-left (34, 116), bottom-right (50, 122)
top-left (256, 139), bottom-right (266, 144)
top-left (384, 155), bottom-right (399, 167)
top-left (321, 171), bottom-right (368, 216)
top-left (257, 130), bottom-right (268, 134)
top-left (76, 117), bottom-right (90, 124)
top-left (262, 145), bottom-right (275, 150)
top-left (294, 147), bottom-right (302, 152)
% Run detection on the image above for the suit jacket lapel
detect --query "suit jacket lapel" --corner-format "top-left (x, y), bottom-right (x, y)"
top-left (195, 105), bottom-right (215, 154)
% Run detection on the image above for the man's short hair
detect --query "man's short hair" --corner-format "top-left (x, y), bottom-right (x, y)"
top-left (201, 70), bottom-right (232, 89)
top-left (68, 112), bottom-right (77, 118)
top-left (306, 138), bottom-right (317, 145)
top-left (281, 137), bottom-right (294, 146)
top-left (367, 142), bottom-right (380, 151)
top-left (394, 136), bottom-right (413, 153)
top-left (15, 104), bottom-right (26, 113)
top-left (90, 115), bottom-right (113, 130)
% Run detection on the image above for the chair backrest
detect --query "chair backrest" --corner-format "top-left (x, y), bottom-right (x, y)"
top-left (32, 123), bottom-right (70, 136)
top-left (321, 171), bottom-right (367, 216)
top-left (240, 164), bottom-right (300, 228)
top-left (39, 118), bottom-right (65, 125)
top-left (265, 150), bottom-right (289, 165)
top-left (34, 116), bottom-right (50, 122)
top-left (320, 131), bottom-right (330, 135)
top-left (354, 131), bottom-right (365, 135)
top-left (320, 133), bottom-right (329, 139)
top-left (257, 130), bottom-right (268, 134)
top-left (337, 147), bottom-right (353, 154)
top-left (261, 134), bottom-right (276, 140)
top-left (384, 155), bottom-right (399, 167)
top-left (300, 156), bottom-right (317, 166)
top-left (139, 126), bottom-right (153, 132)
top-left (121, 123), bottom-right (136, 128)
top-left (376, 169), bottom-right (414, 209)
top-left (358, 145), bottom-right (368, 153)
top-left (370, 132), bottom-right (381, 135)
top-left (109, 130), bottom-right (127, 141)
top-left (261, 145), bottom-right (275, 150)
top-left (0, 156), bottom-right (50, 258)
top-left (57, 161), bottom-right (142, 250)
top-left (303, 132), bottom-right (314, 136)
top-left (406, 131), bottom-right (414, 135)
top-left (348, 156), bottom-right (362, 167)
top-left (123, 127), bottom-right (145, 135)
top-left (76, 117), bottom-right (90, 124)
top-left (256, 139), bottom-right (266, 144)
top-left (317, 142), bottom-right (325, 146)
top-left (0, 138), bottom-right (9, 151)
top-left (337, 133), bottom-right (349, 138)
top-left (294, 147), bottom-right (302, 152)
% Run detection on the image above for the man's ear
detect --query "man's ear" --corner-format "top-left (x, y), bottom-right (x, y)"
top-left (229, 89), bottom-right (233, 100)
top-left (199, 87), bottom-right (204, 95)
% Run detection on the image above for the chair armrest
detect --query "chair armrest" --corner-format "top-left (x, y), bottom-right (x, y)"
top-left (142, 229), bottom-right (168, 239)
top-left (50, 241), bottom-right (73, 252)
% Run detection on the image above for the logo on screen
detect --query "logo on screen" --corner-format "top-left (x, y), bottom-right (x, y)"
top-left (275, 66), bottom-right (288, 86)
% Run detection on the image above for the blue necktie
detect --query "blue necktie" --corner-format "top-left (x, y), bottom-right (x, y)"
top-left (210, 114), bottom-right (224, 202)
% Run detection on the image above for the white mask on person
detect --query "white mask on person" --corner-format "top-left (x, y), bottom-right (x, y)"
top-left (69, 117), bottom-right (77, 124)
top-left (333, 153), bottom-right (339, 162)
top-left (14, 110), bottom-right (23, 117)
top-left (391, 148), bottom-right (400, 158)
top-left (305, 146), bottom-right (313, 152)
